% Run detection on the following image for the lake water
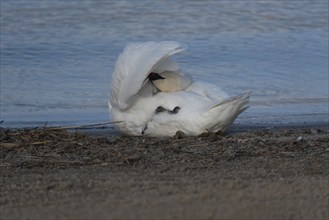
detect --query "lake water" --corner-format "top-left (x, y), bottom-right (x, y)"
top-left (1, 1), bottom-right (328, 128)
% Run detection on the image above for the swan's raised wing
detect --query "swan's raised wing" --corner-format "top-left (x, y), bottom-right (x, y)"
top-left (110, 41), bottom-right (186, 110)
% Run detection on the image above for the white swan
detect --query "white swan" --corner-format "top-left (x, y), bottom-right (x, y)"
top-left (109, 41), bottom-right (250, 137)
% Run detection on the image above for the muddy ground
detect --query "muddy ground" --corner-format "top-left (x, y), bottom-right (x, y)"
top-left (1, 125), bottom-right (328, 220)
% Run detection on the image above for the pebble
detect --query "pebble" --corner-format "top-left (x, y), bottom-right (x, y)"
top-left (0, 128), bottom-right (9, 141)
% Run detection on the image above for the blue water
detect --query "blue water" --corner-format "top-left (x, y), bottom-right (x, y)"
top-left (1, 1), bottom-right (328, 127)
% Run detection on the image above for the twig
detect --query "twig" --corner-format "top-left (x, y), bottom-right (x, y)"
top-left (44, 121), bottom-right (123, 131)
top-left (43, 121), bottom-right (48, 130)
top-left (19, 155), bottom-right (86, 165)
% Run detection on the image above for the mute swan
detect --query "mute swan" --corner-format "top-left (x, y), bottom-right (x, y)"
top-left (109, 41), bottom-right (250, 137)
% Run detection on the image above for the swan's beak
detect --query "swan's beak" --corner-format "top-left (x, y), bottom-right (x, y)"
top-left (148, 72), bottom-right (165, 81)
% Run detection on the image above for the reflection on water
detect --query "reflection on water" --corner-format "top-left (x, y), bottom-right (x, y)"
top-left (1, 1), bottom-right (328, 127)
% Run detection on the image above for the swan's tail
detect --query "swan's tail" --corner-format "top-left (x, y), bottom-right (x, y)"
top-left (206, 92), bottom-right (251, 132)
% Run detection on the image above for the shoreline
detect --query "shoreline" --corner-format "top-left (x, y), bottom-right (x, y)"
top-left (1, 125), bottom-right (328, 219)
top-left (80, 121), bottom-right (329, 137)
top-left (0, 106), bottom-right (329, 130)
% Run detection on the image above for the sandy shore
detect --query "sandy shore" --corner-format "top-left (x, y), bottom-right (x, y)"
top-left (1, 125), bottom-right (328, 220)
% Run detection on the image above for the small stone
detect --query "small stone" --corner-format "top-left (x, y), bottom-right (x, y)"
top-left (0, 128), bottom-right (9, 141)
top-left (174, 131), bottom-right (185, 139)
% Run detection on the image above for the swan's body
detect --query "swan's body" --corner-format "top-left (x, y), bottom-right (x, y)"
top-left (109, 41), bottom-right (250, 137)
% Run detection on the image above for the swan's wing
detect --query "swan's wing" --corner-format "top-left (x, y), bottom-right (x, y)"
top-left (187, 81), bottom-right (229, 102)
top-left (208, 91), bottom-right (251, 111)
top-left (205, 92), bottom-right (251, 131)
top-left (110, 41), bottom-right (186, 110)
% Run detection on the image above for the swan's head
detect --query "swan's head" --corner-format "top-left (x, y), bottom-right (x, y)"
top-left (148, 72), bottom-right (165, 81)
top-left (148, 71), bottom-right (177, 92)
top-left (148, 71), bottom-right (193, 92)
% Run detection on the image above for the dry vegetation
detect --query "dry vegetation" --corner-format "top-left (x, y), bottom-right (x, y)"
top-left (1, 127), bottom-right (328, 170)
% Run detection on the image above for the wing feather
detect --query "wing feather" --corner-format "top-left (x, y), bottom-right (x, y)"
top-left (110, 41), bottom-right (186, 110)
